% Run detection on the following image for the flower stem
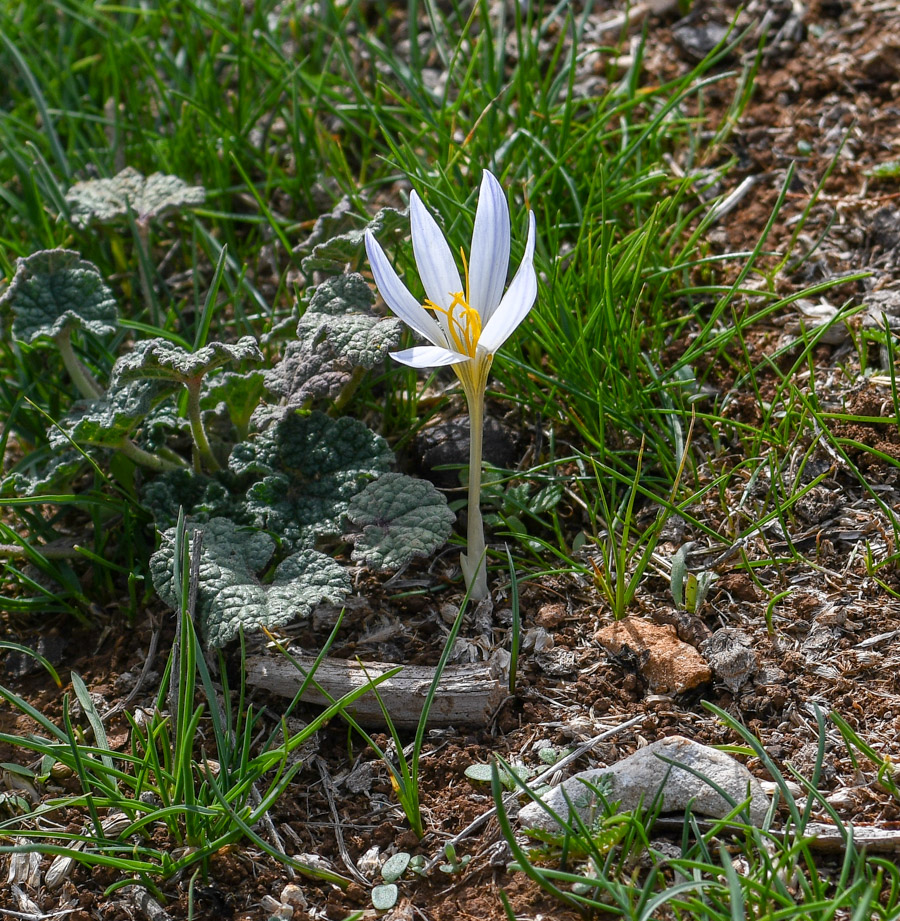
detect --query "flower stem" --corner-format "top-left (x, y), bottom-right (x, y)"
top-left (53, 330), bottom-right (104, 400)
top-left (460, 384), bottom-right (489, 601)
top-left (185, 378), bottom-right (221, 473)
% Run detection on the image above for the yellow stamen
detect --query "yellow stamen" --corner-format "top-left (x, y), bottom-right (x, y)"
top-left (423, 249), bottom-right (481, 358)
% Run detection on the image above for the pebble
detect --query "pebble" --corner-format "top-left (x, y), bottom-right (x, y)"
top-left (595, 617), bottom-right (711, 694)
top-left (518, 735), bottom-right (770, 833)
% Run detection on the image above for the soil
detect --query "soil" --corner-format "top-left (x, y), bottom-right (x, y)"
top-left (4, 0), bottom-right (900, 918)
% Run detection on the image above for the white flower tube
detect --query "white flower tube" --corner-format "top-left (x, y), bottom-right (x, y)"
top-left (365, 170), bottom-right (538, 600)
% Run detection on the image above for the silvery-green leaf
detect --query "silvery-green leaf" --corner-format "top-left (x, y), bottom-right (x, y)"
top-left (49, 380), bottom-right (173, 450)
top-left (303, 272), bottom-right (376, 316)
top-left (1, 449), bottom-right (87, 498)
top-left (65, 166), bottom-right (206, 229)
top-left (150, 517), bottom-right (274, 612)
top-left (150, 517), bottom-right (349, 647)
top-left (463, 763), bottom-right (494, 784)
top-left (345, 473), bottom-right (454, 571)
top-left (229, 410), bottom-right (392, 480)
top-left (140, 469), bottom-right (240, 531)
top-left (1, 249), bottom-right (118, 343)
top-left (264, 340), bottom-right (352, 406)
top-left (370, 884), bottom-right (398, 911)
top-left (300, 206), bottom-right (406, 275)
top-left (230, 411), bottom-right (393, 550)
top-left (111, 336), bottom-right (262, 387)
top-left (296, 313), bottom-right (402, 371)
top-left (200, 369), bottom-right (266, 435)
top-left (381, 852), bottom-right (411, 883)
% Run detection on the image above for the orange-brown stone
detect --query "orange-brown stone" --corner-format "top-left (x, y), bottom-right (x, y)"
top-left (595, 616), bottom-right (711, 694)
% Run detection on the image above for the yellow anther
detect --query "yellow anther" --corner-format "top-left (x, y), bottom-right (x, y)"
top-left (429, 291), bottom-right (481, 358)
top-left (422, 250), bottom-right (481, 357)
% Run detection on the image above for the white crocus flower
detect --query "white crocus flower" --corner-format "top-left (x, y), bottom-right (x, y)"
top-left (365, 170), bottom-right (537, 600)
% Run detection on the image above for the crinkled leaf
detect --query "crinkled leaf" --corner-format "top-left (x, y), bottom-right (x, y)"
top-left (1, 249), bottom-right (118, 343)
top-left (242, 474), bottom-right (350, 549)
top-left (259, 271), bottom-right (377, 347)
top-left (65, 167), bottom-right (206, 229)
top-left (299, 206), bottom-right (406, 275)
top-left (264, 341), bottom-right (353, 406)
top-left (140, 469), bottom-right (241, 531)
top-left (140, 402), bottom-right (188, 451)
top-left (49, 379), bottom-right (173, 450)
top-left (230, 410), bottom-right (392, 479)
top-left (265, 275), bottom-right (399, 408)
top-left (1, 449), bottom-right (88, 498)
top-left (345, 473), bottom-right (455, 570)
top-left (230, 411), bottom-right (393, 549)
top-left (201, 369), bottom-right (266, 436)
top-left (297, 314), bottom-right (402, 371)
top-left (150, 517), bottom-right (349, 646)
top-left (111, 336), bottom-right (262, 387)
top-left (296, 196), bottom-right (355, 252)
top-left (303, 272), bottom-right (376, 316)
top-left (151, 518), bottom-right (275, 611)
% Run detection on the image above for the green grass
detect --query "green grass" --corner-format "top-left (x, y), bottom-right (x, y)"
top-left (0, 0), bottom-right (898, 915)
top-left (495, 705), bottom-right (900, 920)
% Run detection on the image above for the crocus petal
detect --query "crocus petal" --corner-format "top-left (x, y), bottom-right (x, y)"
top-left (365, 232), bottom-right (446, 347)
top-left (468, 170), bottom-right (510, 326)
top-left (478, 211), bottom-right (537, 354)
top-left (390, 345), bottom-right (470, 368)
top-left (410, 191), bottom-right (463, 311)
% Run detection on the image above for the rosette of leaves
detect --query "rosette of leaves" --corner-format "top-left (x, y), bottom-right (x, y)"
top-left (150, 517), bottom-right (349, 647)
top-left (0, 249), bottom-right (117, 399)
top-left (229, 411), bottom-right (393, 550)
top-left (297, 201), bottom-right (406, 275)
top-left (265, 273), bottom-right (402, 410)
top-left (111, 336), bottom-right (263, 471)
top-left (344, 473), bottom-right (455, 570)
top-left (65, 167), bottom-right (206, 229)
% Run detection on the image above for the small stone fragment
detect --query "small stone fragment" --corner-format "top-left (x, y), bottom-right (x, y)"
top-left (357, 844), bottom-right (382, 878)
top-left (595, 617), bottom-right (711, 694)
top-left (280, 885), bottom-right (308, 910)
top-left (537, 647), bottom-right (577, 676)
top-left (535, 602), bottom-right (567, 629)
top-left (701, 628), bottom-right (758, 693)
top-left (524, 626), bottom-right (554, 654)
top-left (344, 760), bottom-right (376, 794)
top-left (672, 17), bottom-right (731, 61)
top-left (518, 735), bottom-right (769, 834)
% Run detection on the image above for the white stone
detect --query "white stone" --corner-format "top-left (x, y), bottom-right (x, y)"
top-left (518, 735), bottom-right (769, 833)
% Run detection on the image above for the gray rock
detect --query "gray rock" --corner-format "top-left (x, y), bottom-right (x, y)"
top-left (518, 735), bottom-right (769, 833)
top-left (701, 627), bottom-right (758, 693)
